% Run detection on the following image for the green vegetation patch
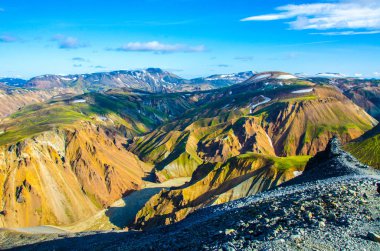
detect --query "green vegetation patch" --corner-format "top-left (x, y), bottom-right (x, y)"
top-left (281, 94), bottom-right (317, 103)
top-left (235, 153), bottom-right (311, 171)
top-left (269, 155), bottom-right (311, 171)
top-left (0, 106), bottom-right (88, 146)
top-left (345, 134), bottom-right (380, 169)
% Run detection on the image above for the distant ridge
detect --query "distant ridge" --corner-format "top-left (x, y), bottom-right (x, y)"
top-left (0, 69), bottom-right (255, 93)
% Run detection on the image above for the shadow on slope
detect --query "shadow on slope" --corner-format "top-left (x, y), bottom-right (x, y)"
top-left (105, 187), bottom-right (163, 229)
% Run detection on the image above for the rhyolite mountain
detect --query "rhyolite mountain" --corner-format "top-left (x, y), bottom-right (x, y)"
top-left (1, 69), bottom-right (379, 119)
top-left (345, 123), bottom-right (380, 169)
top-left (306, 76), bottom-right (380, 120)
top-left (0, 90), bottom-right (197, 227)
top-left (2, 138), bottom-right (379, 251)
top-left (129, 72), bottom-right (376, 182)
top-left (127, 73), bottom-right (377, 229)
top-left (0, 70), bottom-right (379, 250)
top-left (132, 154), bottom-right (311, 230)
top-left (0, 84), bottom-right (79, 118)
top-left (0, 69), bottom-right (253, 119)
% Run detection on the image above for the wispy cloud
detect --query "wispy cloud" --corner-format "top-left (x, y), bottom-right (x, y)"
top-left (72, 57), bottom-right (87, 62)
top-left (217, 64), bottom-right (229, 68)
top-left (234, 56), bottom-right (254, 62)
top-left (241, 1), bottom-right (380, 33)
top-left (312, 30), bottom-right (380, 36)
top-left (0, 35), bottom-right (19, 43)
top-left (52, 34), bottom-right (88, 49)
top-left (91, 65), bottom-right (106, 69)
top-left (111, 41), bottom-right (206, 53)
top-left (274, 40), bottom-right (336, 48)
top-left (73, 64), bottom-right (83, 68)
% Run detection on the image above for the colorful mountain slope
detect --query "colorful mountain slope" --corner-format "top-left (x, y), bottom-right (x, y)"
top-left (129, 77), bottom-right (376, 181)
top-left (345, 124), bottom-right (380, 169)
top-left (0, 84), bottom-right (80, 118)
top-left (0, 91), bottom-right (199, 228)
top-left (307, 77), bottom-right (380, 120)
top-left (0, 122), bottom-right (150, 228)
top-left (132, 153), bottom-right (310, 230)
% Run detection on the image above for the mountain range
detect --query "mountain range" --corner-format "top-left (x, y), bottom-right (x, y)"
top-left (0, 69), bottom-right (379, 250)
top-left (1, 69), bottom-right (255, 93)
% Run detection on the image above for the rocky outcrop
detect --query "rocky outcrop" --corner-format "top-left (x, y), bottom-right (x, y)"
top-left (6, 176), bottom-right (379, 251)
top-left (284, 137), bottom-right (377, 186)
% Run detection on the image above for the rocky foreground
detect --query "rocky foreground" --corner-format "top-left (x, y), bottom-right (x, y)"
top-left (2, 139), bottom-right (380, 250)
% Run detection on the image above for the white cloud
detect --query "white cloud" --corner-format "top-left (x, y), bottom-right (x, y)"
top-left (52, 34), bottom-right (88, 49)
top-left (114, 41), bottom-right (206, 53)
top-left (312, 30), bottom-right (380, 35)
top-left (241, 1), bottom-right (380, 32)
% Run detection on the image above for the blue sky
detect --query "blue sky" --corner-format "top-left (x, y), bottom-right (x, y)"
top-left (0, 0), bottom-right (379, 79)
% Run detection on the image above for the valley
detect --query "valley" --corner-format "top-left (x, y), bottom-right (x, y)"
top-left (0, 69), bottom-right (379, 250)
top-left (3, 1), bottom-right (380, 249)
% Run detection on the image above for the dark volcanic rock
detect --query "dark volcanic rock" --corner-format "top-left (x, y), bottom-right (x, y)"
top-left (284, 136), bottom-right (374, 186)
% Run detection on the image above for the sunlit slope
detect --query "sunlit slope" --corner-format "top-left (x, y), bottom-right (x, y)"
top-left (0, 91), bottom-right (196, 146)
top-left (0, 85), bottom-right (81, 118)
top-left (132, 153), bottom-right (311, 230)
top-left (345, 124), bottom-right (380, 169)
top-left (0, 92), bottom-right (196, 228)
top-left (0, 122), bottom-right (151, 228)
top-left (130, 82), bottom-right (376, 181)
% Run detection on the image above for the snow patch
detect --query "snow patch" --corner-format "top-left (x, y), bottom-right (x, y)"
top-left (293, 171), bottom-right (303, 177)
top-left (276, 74), bottom-right (297, 80)
top-left (316, 73), bottom-right (345, 78)
top-left (72, 99), bottom-right (86, 103)
top-left (253, 74), bottom-right (271, 80)
top-left (250, 95), bottom-right (271, 113)
top-left (291, 88), bottom-right (313, 94)
top-left (60, 77), bottom-right (72, 81)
